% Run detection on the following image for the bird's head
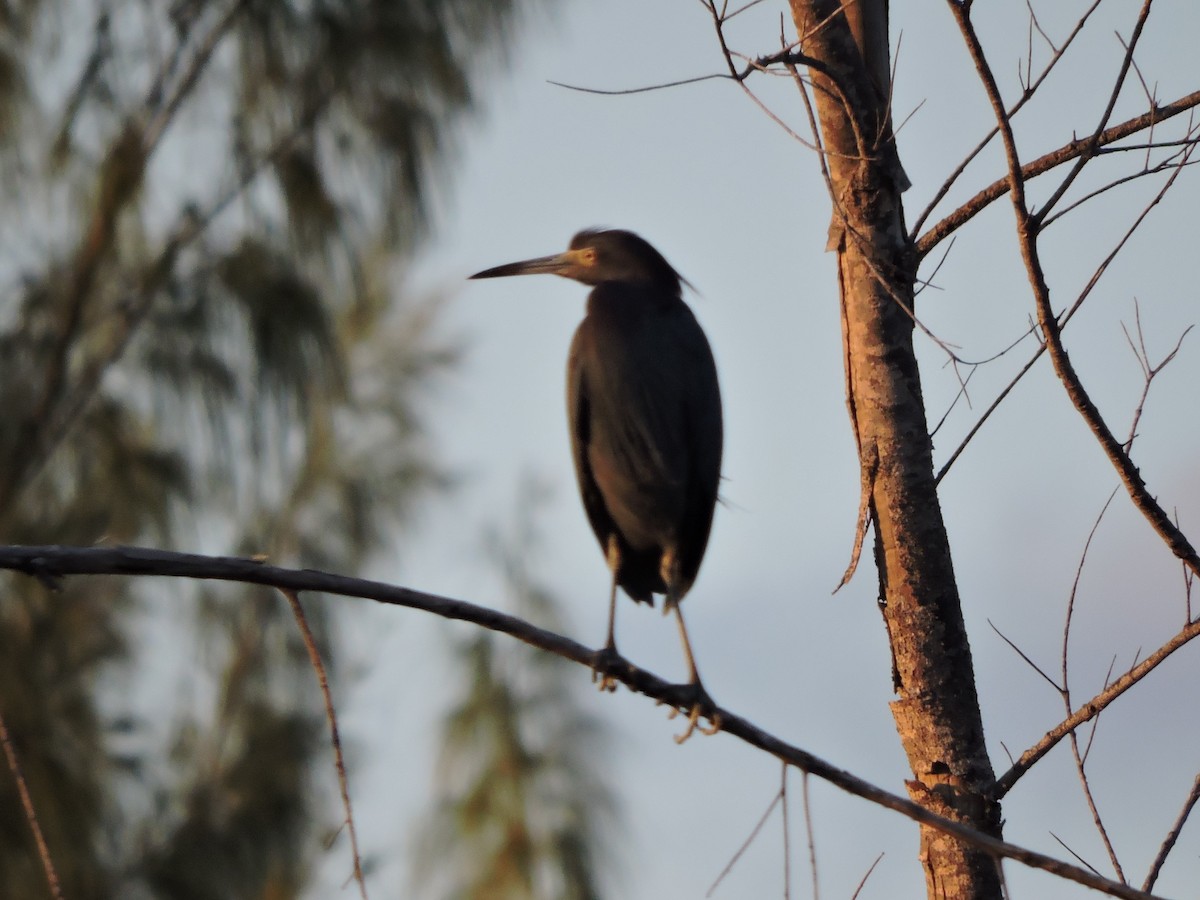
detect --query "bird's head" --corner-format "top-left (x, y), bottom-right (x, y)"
top-left (470, 228), bottom-right (684, 292)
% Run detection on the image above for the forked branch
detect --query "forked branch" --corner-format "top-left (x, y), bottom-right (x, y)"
top-left (916, 90), bottom-right (1200, 259)
top-left (948, 1), bottom-right (1200, 581)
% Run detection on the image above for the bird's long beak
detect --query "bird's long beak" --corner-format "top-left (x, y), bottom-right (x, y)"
top-left (469, 249), bottom-right (584, 280)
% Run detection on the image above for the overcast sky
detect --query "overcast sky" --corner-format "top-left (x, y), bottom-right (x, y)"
top-left (330, 3), bottom-right (1200, 897)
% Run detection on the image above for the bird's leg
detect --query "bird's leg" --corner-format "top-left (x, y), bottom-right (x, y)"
top-left (659, 549), bottom-right (721, 743)
top-left (591, 534), bottom-right (624, 692)
top-left (667, 603), bottom-right (721, 742)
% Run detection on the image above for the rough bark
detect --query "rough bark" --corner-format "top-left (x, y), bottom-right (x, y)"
top-left (787, 2), bottom-right (1003, 897)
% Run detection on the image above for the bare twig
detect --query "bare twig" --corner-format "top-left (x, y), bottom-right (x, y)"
top-left (1056, 489), bottom-right (1123, 881)
top-left (782, 764), bottom-right (792, 900)
top-left (850, 853), bottom-right (884, 900)
top-left (800, 770), bottom-right (819, 900)
top-left (1066, 694), bottom-right (1124, 882)
top-left (1142, 773), bottom-right (1200, 892)
top-left (1062, 490), bottom-right (1120, 694)
top-left (916, 90), bottom-right (1200, 258)
top-left (1050, 831), bottom-right (1104, 878)
top-left (949, 1), bottom-right (1200, 580)
top-left (707, 782), bottom-right (782, 896)
top-left (910, 0), bottom-right (1106, 238)
top-left (1041, 139), bottom-right (1200, 228)
top-left (936, 136), bottom-right (1195, 486)
top-left (0, 703), bottom-right (63, 900)
top-left (1182, 540), bottom-right (1195, 623)
top-left (993, 614), bottom-right (1200, 799)
top-left (1036, 0), bottom-right (1156, 222)
top-left (988, 620), bottom-right (1060, 692)
top-left (1025, 0), bottom-right (1058, 54)
top-left (1119, 304), bottom-right (1194, 449)
top-left (1064, 656), bottom-right (1124, 879)
top-left (279, 588), bottom-right (367, 900)
top-left (548, 73), bottom-right (729, 95)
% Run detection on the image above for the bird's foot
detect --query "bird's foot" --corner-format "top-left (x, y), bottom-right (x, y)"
top-left (659, 681), bottom-right (722, 743)
top-left (590, 645), bottom-right (625, 693)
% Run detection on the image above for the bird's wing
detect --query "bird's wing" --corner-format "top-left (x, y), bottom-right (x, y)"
top-left (567, 325), bottom-right (620, 555)
top-left (673, 303), bottom-right (724, 593)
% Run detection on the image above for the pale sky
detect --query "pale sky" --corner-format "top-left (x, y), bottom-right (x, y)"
top-left (332, 3), bottom-right (1200, 897)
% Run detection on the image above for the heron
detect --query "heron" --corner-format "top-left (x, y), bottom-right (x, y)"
top-left (470, 228), bottom-right (723, 741)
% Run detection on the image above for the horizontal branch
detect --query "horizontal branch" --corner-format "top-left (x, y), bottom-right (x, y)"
top-left (916, 90), bottom-right (1200, 259)
top-left (0, 544), bottom-right (1170, 900)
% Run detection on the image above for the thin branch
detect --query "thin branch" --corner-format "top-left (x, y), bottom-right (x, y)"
top-left (707, 785), bottom-right (782, 896)
top-left (936, 134), bottom-right (1195, 485)
top-left (550, 2), bottom-right (837, 102)
top-left (949, 1), bottom-right (1200, 580)
top-left (933, 335), bottom-right (1039, 484)
top-left (279, 588), bottom-right (367, 900)
top-left (909, 0), bottom-right (1106, 238)
top-left (725, 0), bottom-right (771, 21)
top-left (1182, 538), bottom-right (1195, 623)
top-left (0, 543), bottom-right (1176, 900)
top-left (1066, 696), bottom-right (1125, 882)
top-left (782, 764), bottom-right (792, 900)
top-left (697, 0), bottom-right (849, 157)
top-left (993, 614), bottom-right (1200, 799)
top-left (1041, 143), bottom-right (1200, 229)
top-left (1119, 306), bottom-right (1194, 450)
top-left (800, 770), bottom-right (818, 900)
top-left (1025, 0), bottom-right (1058, 54)
top-left (1142, 773), bottom-right (1200, 892)
top-left (850, 853), bottom-right (885, 900)
top-left (1035, 0), bottom-right (1156, 222)
top-left (548, 73), bottom-right (729, 95)
top-left (1050, 831), bottom-right (1104, 878)
top-left (916, 89), bottom-right (1200, 258)
top-left (988, 620), bottom-right (1060, 692)
top-left (1061, 489), bottom-right (1120, 697)
top-left (0, 704), bottom-right (63, 900)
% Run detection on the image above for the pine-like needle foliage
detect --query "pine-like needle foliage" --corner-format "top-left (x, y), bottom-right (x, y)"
top-left (414, 485), bottom-right (619, 900)
top-left (0, 1), bottom-right (548, 896)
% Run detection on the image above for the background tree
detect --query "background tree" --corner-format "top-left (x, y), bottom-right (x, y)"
top-left (413, 481), bottom-right (617, 900)
top-left (0, 1), bottom-right (552, 897)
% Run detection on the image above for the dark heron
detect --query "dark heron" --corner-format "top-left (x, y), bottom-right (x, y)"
top-left (470, 228), bottom-right (723, 741)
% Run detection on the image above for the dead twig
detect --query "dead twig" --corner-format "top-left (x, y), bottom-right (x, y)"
top-left (1142, 773), bottom-right (1200, 892)
top-left (278, 588), bottom-right (368, 900)
top-left (949, 0), bottom-right (1200, 580)
top-left (0, 703), bottom-right (63, 900)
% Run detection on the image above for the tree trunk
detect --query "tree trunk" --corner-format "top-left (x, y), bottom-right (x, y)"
top-left (787, 2), bottom-right (1004, 897)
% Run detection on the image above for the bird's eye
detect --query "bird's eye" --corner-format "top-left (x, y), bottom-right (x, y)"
top-left (580, 248), bottom-right (597, 266)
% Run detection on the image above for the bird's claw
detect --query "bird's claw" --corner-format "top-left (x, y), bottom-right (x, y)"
top-left (659, 681), bottom-right (722, 743)
top-left (590, 645), bottom-right (624, 693)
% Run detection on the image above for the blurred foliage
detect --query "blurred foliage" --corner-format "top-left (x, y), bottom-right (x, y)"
top-left (0, 0), bottom-right (548, 896)
top-left (413, 481), bottom-right (618, 900)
